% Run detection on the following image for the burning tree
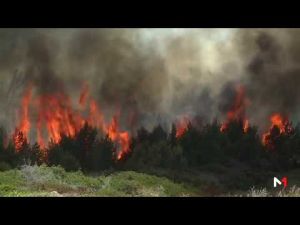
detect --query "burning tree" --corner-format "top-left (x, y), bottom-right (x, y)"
top-left (262, 113), bottom-right (294, 150)
top-left (220, 85), bottom-right (250, 133)
top-left (13, 129), bottom-right (29, 153)
top-left (2, 78), bottom-right (300, 182)
top-left (175, 117), bottom-right (190, 139)
top-left (11, 84), bottom-right (132, 163)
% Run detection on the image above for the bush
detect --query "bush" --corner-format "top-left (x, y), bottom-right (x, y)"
top-left (21, 164), bottom-right (60, 187)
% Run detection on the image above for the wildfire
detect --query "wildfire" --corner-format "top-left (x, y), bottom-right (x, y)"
top-left (13, 129), bottom-right (28, 152)
top-left (13, 84), bottom-right (131, 160)
top-left (220, 85), bottom-right (250, 133)
top-left (262, 113), bottom-right (293, 147)
top-left (36, 93), bottom-right (82, 146)
top-left (175, 117), bottom-right (190, 138)
top-left (13, 86), bottom-right (32, 151)
top-left (106, 115), bottom-right (131, 160)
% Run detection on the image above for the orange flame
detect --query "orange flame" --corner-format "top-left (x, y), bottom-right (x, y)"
top-left (106, 115), bottom-right (131, 160)
top-left (13, 84), bottom-right (131, 160)
top-left (13, 87), bottom-right (32, 151)
top-left (19, 87), bottom-right (32, 139)
top-left (262, 113), bottom-right (293, 147)
top-left (88, 99), bottom-right (105, 131)
top-left (36, 93), bottom-right (81, 145)
top-left (220, 85), bottom-right (250, 133)
top-left (13, 129), bottom-right (27, 152)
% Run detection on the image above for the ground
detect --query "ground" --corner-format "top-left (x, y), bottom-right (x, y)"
top-left (0, 165), bottom-right (299, 197)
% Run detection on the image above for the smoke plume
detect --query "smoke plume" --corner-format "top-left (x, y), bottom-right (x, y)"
top-left (1, 28), bottom-right (300, 135)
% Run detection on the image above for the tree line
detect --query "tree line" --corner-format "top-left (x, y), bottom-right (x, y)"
top-left (1, 119), bottom-right (300, 188)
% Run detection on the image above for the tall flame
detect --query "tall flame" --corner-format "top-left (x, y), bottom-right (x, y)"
top-left (36, 93), bottom-right (81, 145)
top-left (220, 85), bottom-right (250, 133)
top-left (106, 115), bottom-right (131, 160)
top-left (13, 84), bottom-right (131, 160)
top-left (13, 86), bottom-right (32, 151)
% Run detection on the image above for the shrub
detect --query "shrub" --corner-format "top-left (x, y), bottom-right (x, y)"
top-left (21, 164), bottom-right (60, 187)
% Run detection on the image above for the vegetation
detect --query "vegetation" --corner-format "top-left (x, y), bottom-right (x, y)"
top-left (0, 165), bottom-right (299, 197)
top-left (1, 119), bottom-right (300, 195)
top-left (0, 165), bottom-right (199, 197)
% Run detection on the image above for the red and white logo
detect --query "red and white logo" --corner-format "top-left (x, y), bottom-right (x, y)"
top-left (273, 176), bottom-right (288, 188)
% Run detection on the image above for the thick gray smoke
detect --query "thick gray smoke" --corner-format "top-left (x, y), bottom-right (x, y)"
top-left (0, 28), bottom-right (300, 135)
top-left (243, 30), bottom-right (300, 128)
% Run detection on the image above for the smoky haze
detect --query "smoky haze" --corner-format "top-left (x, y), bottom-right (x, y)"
top-left (0, 28), bottom-right (300, 135)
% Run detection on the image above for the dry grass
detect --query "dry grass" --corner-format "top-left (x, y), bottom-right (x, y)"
top-left (225, 186), bottom-right (300, 197)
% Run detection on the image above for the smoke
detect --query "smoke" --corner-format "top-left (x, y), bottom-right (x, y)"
top-left (1, 28), bottom-right (300, 135)
top-left (238, 29), bottom-right (300, 128)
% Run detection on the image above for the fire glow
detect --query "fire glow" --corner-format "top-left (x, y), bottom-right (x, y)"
top-left (12, 84), bottom-right (131, 160)
top-left (220, 85), bottom-right (250, 133)
top-left (13, 86), bottom-right (32, 152)
top-left (175, 117), bottom-right (190, 138)
top-left (262, 113), bottom-right (293, 148)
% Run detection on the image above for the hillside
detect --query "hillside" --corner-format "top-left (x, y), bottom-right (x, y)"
top-left (0, 165), bottom-right (201, 197)
top-left (1, 165), bottom-right (300, 197)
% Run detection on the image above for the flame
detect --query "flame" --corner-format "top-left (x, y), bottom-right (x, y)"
top-left (36, 93), bottom-right (81, 145)
top-left (12, 84), bottom-right (131, 160)
top-left (175, 117), bottom-right (190, 138)
top-left (243, 119), bottom-right (249, 133)
top-left (19, 87), bottom-right (32, 138)
top-left (37, 112), bottom-right (46, 149)
top-left (88, 99), bottom-right (105, 131)
top-left (13, 129), bottom-right (28, 152)
top-left (13, 86), bottom-right (32, 151)
top-left (220, 85), bottom-right (250, 133)
top-left (262, 113), bottom-right (293, 147)
top-left (106, 115), bottom-right (131, 160)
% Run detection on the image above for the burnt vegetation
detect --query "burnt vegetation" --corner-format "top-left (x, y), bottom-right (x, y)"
top-left (1, 118), bottom-right (300, 190)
